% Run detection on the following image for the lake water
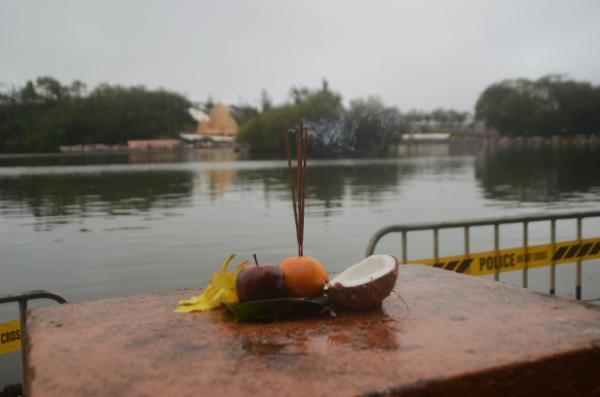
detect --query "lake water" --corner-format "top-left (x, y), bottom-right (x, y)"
top-left (1, 143), bottom-right (600, 384)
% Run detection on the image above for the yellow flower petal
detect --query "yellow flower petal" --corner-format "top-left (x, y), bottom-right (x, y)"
top-left (175, 254), bottom-right (252, 313)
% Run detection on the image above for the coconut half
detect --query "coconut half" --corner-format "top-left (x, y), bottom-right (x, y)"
top-left (324, 255), bottom-right (399, 311)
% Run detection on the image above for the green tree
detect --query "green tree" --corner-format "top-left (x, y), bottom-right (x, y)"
top-left (230, 103), bottom-right (259, 126)
top-left (237, 84), bottom-right (343, 155)
top-left (475, 76), bottom-right (600, 136)
top-left (35, 76), bottom-right (64, 102)
top-left (260, 89), bottom-right (272, 112)
top-left (343, 97), bottom-right (407, 156)
top-left (0, 77), bottom-right (194, 153)
top-left (237, 84), bottom-right (406, 157)
top-left (69, 80), bottom-right (86, 98)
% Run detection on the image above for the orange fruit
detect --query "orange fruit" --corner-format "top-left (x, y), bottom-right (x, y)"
top-left (280, 256), bottom-right (328, 297)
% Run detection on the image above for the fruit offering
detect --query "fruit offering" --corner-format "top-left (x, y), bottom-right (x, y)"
top-left (175, 121), bottom-right (399, 321)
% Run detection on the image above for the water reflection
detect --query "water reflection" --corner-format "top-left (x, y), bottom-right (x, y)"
top-left (128, 148), bottom-right (242, 164)
top-left (0, 158), bottom-right (426, 227)
top-left (475, 145), bottom-right (600, 203)
top-left (0, 148), bottom-right (244, 167)
top-left (0, 171), bottom-right (194, 220)
top-left (1, 145), bottom-right (600, 231)
top-left (232, 161), bottom-right (421, 217)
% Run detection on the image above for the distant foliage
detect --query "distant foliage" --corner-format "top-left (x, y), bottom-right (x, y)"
top-left (236, 83), bottom-right (344, 155)
top-left (403, 108), bottom-right (469, 132)
top-left (1, 76), bottom-right (477, 155)
top-left (475, 75), bottom-right (600, 136)
top-left (305, 97), bottom-right (407, 157)
top-left (237, 83), bottom-right (408, 157)
top-left (229, 104), bottom-right (260, 126)
top-left (0, 76), bottom-right (194, 152)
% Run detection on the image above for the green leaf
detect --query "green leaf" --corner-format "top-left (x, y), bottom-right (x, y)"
top-left (224, 296), bottom-right (331, 322)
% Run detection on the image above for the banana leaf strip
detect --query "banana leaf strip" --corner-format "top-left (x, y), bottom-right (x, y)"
top-left (224, 296), bottom-right (332, 322)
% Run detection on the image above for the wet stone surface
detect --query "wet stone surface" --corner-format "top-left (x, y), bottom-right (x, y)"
top-left (27, 265), bottom-right (600, 397)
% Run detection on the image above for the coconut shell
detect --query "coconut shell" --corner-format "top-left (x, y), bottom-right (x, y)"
top-left (326, 259), bottom-right (399, 311)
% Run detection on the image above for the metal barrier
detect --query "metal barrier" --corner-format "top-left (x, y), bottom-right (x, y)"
top-left (0, 290), bottom-right (67, 396)
top-left (365, 210), bottom-right (600, 300)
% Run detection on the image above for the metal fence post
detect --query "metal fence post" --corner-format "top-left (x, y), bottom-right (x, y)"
top-left (433, 228), bottom-right (439, 264)
top-left (550, 219), bottom-right (556, 295)
top-left (464, 226), bottom-right (470, 256)
top-left (494, 223), bottom-right (500, 281)
top-left (576, 217), bottom-right (582, 300)
top-left (523, 221), bottom-right (529, 288)
top-left (401, 231), bottom-right (407, 263)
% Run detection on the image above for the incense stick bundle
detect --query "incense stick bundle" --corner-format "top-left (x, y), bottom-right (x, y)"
top-left (283, 120), bottom-right (308, 257)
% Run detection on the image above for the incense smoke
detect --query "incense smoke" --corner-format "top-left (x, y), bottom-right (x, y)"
top-left (305, 98), bottom-right (407, 157)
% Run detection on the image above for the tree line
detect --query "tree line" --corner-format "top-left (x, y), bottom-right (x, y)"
top-left (475, 75), bottom-right (600, 136)
top-left (0, 76), bottom-right (194, 153)
top-left (2, 74), bottom-right (598, 155)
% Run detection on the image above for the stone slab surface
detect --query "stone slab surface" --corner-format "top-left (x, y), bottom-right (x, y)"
top-left (27, 265), bottom-right (600, 397)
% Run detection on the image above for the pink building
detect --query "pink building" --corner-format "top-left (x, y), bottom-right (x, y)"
top-left (127, 139), bottom-right (183, 150)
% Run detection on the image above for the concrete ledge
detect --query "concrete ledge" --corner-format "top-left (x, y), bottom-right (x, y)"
top-left (27, 265), bottom-right (600, 396)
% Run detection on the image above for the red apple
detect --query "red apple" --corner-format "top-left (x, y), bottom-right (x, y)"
top-left (236, 265), bottom-right (287, 302)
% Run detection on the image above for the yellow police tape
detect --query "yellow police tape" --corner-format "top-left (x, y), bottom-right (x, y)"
top-left (407, 237), bottom-right (600, 276)
top-left (0, 319), bottom-right (21, 355)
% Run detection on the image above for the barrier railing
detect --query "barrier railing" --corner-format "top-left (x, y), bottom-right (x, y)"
top-left (365, 210), bottom-right (600, 300)
top-left (0, 290), bottom-right (67, 396)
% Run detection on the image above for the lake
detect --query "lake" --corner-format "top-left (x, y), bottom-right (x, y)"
top-left (1, 142), bottom-right (600, 384)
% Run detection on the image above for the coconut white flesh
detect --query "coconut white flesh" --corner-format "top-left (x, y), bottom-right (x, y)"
top-left (326, 255), bottom-right (397, 289)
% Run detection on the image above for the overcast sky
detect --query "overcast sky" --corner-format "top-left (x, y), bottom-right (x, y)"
top-left (1, 0), bottom-right (599, 112)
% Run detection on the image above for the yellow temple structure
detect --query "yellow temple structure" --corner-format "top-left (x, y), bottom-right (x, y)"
top-left (196, 104), bottom-right (239, 138)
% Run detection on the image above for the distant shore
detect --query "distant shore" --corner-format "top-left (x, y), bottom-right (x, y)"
top-left (1, 134), bottom-right (599, 157)
top-left (58, 142), bottom-right (240, 154)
